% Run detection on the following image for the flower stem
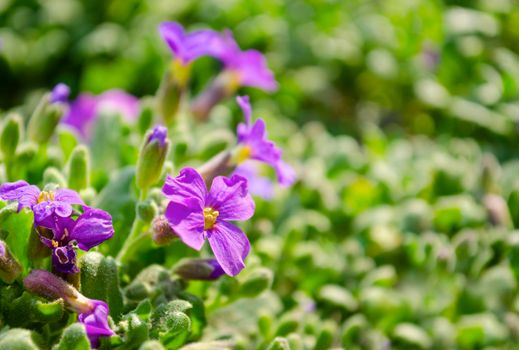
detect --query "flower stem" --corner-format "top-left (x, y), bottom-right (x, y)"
top-left (115, 189), bottom-right (148, 264)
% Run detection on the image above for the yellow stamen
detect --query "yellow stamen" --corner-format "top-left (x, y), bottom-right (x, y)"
top-left (51, 240), bottom-right (59, 248)
top-left (170, 58), bottom-right (192, 88)
top-left (203, 207), bottom-right (219, 230)
top-left (234, 145), bottom-right (252, 164)
top-left (37, 190), bottom-right (55, 203)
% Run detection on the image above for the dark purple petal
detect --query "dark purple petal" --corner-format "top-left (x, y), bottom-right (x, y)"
top-left (208, 259), bottom-right (226, 279)
top-left (32, 202), bottom-right (61, 226)
top-left (163, 167), bottom-right (207, 204)
top-left (207, 174), bottom-right (255, 221)
top-left (52, 245), bottom-right (78, 274)
top-left (234, 163), bottom-right (275, 200)
top-left (97, 90), bottom-right (140, 122)
top-left (236, 95), bottom-right (252, 126)
top-left (62, 93), bottom-right (98, 139)
top-left (78, 300), bottom-right (114, 348)
top-left (68, 209), bottom-right (114, 250)
top-left (50, 83), bottom-right (70, 104)
top-left (0, 180), bottom-right (40, 210)
top-left (207, 221), bottom-right (250, 276)
top-left (165, 199), bottom-right (205, 250)
top-left (54, 188), bottom-right (84, 205)
top-left (275, 160), bottom-right (296, 187)
top-left (158, 21), bottom-right (219, 64)
top-left (148, 125), bottom-right (168, 146)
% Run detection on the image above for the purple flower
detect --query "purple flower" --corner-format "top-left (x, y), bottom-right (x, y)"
top-left (62, 89), bottom-right (139, 139)
top-left (234, 162), bottom-right (274, 200)
top-left (163, 168), bottom-right (255, 276)
top-left (0, 180), bottom-right (84, 228)
top-left (210, 31), bottom-right (278, 92)
top-left (158, 21), bottom-right (219, 65)
top-left (234, 96), bottom-right (296, 187)
top-left (50, 83), bottom-right (70, 104)
top-left (78, 299), bottom-right (114, 348)
top-left (23, 270), bottom-right (113, 348)
top-left (39, 208), bottom-right (114, 273)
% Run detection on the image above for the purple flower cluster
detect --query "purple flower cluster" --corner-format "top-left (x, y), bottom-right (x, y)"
top-left (159, 21), bottom-right (277, 92)
top-left (0, 181), bottom-right (114, 274)
top-left (163, 168), bottom-right (254, 276)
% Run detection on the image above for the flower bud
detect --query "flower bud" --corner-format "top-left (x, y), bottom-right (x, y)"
top-left (0, 113), bottom-right (23, 159)
top-left (27, 93), bottom-right (65, 144)
top-left (197, 150), bottom-right (232, 186)
top-left (137, 199), bottom-right (158, 223)
top-left (67, 145), bottom-right (91, 191)
top-left (136, 126), bottom-right (170, 191)
top-left (151, 215), bottom-right (177, 246)
top-left (43, 167), bottom-right (67, 188)
top-left (173, 258), bottom-right (225, 281)
top-left (190, 74), bottom-right (232, 121)
top-left (156, 61), bottom-right (190, 126)
top-left (0, 240), bottom-right (22, 283)
top-left (15, 142), bottom-right (38, 164)
top-left (23, 269), bottom-right (85, 310)
top-left (50, 83), bottom-right (70, 104)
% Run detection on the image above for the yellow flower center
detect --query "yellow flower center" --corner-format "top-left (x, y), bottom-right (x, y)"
top-left (51, 240), bottom-right (59, 248)
top-left (37, 190), bottom-right (55, 203)
top-left (203, 207), bottom-right (219, 230)
top-left (234, 145), bottom-right (252, 164)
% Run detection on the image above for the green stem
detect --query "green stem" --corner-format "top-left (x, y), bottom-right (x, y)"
top-left (116, 188), bottom-right (148, 264)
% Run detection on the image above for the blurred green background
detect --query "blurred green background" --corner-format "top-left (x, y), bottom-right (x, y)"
top-left (5, 1), bottom-right (519, 348)
top-left (3, 0), bottom-right (519, 141)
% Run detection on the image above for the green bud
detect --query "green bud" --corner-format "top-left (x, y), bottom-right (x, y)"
top-left (137, 200), bottom-right (158, 223)
top-left (341, 314), bottom-right (368, 347)
top-left (156, 59), bottom-right (192, 126)
top-left (54, 323), bottom-right (91, 350)
top-left (28, 94), bottom-right (64, 144)
top-left (136, 126), bottom-right (170, 191)
top-left (138, 97), bottom-right (155, 135)
top-left (15, 142), bottom-right (38, 164)
top-left (266, 337), bottom-right (290, 350)
top-left (0, 113), bottom-right (23, 159)
top-left (0, 240), bottom-right (23, 284)
top-left (43, 167), bottom-right (67, 188)
top-left (177, 341), bottom-right (234, 350)
top-left (67, 145), bottom-right (90, 191)
top-left (238, 267), bottom-right (273, 298)
top-left (287, 334), bottom-right (304, 350)
top-left (139, 340), bottom-right (166, 350)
